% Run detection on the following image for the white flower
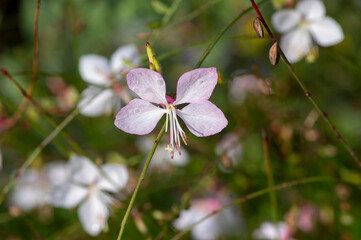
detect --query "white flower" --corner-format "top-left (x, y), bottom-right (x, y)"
top-left (173, 198), bottom-right (241, 240)
top-left (50, 156), bottom-right (129, 236)
top-left (137, 136), bottom-right (189, 172)
top-left (272, 0), bottom-right (344, 63)
top-left (8, 161), bottom-right (67, 211)
top-left (253, 221), bottom-right (294, 240)
top-left (77, 44), bottom-right (140, 117)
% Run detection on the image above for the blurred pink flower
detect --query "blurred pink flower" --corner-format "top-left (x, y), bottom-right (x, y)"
top-left (173, 198), bottom-right (242, 240)
top-left (114, 67), bottom-right (228, 158)
top-left (272, 0), bottom-right (344, 63)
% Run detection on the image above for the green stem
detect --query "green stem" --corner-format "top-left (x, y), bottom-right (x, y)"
top-left (171, 176), bottom-right (332, 240)
top-left (194, 0), bottom-right (268, 69)
top-left (117, 122), bottom-right (166, 240)
top-left (262, 129), bottom-right (278, 222)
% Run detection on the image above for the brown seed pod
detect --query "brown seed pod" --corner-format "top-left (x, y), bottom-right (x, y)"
top-left (253, 17), bottom-right (264, 38)
top-left (269, 42), bottom-right (280, 65)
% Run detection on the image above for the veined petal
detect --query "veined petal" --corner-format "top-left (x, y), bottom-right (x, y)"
top-left (50, 183), bottom-right (87, 208)
top-left (78, 193), bottom-right (109, 236)
top-left (69, 155), bottom-right (101, 185)
top-left (127, 68), bottom-right (167, 105)
top-left (98, 164), bottom-right (129, 192)
top-left (176, 101), bottom-right (227, 137)
top-left (309, 17), bottom-right (344, 47)
top-left (272, 10), bottom-right (301, 33)
top-left (110, 44), bottom-right (141, 75)
top-left (280, 28), bottom-right (312, 63)
top-left (296, 0), bottom-right (325, 21)
top-left (114, 99), bottom-right (166, 135)
top-left (77, 86), bottom-right (116, 117)
top-left (173, 68), bottom-right (218, 105)
top-left (79, 54), bottom-right (111, 86)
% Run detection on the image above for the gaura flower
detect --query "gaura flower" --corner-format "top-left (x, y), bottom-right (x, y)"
top-left (77, 44), bottom-right (140, 117)
top-left (253, 221), bottom-right (295, 240)
top-left (50, 156), bottom-right (129, 236)
top-left (114, 67), bottom-right (228, 158)
top-left (173, 198), bottom-right (242, 240)
top-left (271, 0), bottom-right (344, 63)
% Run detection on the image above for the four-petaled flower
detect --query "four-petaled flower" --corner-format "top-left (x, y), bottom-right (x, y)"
top-left (50, 156), bottom-right (129, 236)
top-left (272, 0), bottom-right (344, 63)
top-left (77, 44), bottom-right (140, 117)
top-left (114, 67), bottom-right (228, 158)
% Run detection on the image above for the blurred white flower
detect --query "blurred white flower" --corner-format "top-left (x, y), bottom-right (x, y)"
top-left (253, 221), bottom-right (294, 240)
top-left (78, 44), bottom-right (140, 117)
top-left (50, 155), bottom-right (128, 236)
top-left (215, 133), bottom-right (243, 170)
top-left (272, 0), bottom-right (344, 63)
top-left (9, 161), bottom-right (67, 211)
top-left (137, 136), bottom-right (189, 172)
top-left (173, 198), bottom-right (241, 240)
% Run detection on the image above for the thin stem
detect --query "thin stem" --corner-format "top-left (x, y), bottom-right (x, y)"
top-left (0, 108), bottom-right (80, 205)
top-left (171, 176), bottom-right (333, 240)
top-left (194, 0), bottom-right (268, 69)
top-left (249, 0), bottom-right (361, 167)
top-left (0, 68), bottom-right (85, 156)
top-left (117, 122), bottom-right (166, 240)
top-left (262, 129), bottom-right (278, 222)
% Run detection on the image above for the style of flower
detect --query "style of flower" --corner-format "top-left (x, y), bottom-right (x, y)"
top-left (271, 0), bottom-right (344, 63)
top-left (173, 198), bottom-right (242, 240)
top-left (253, 221), bottom-right (295, 240)
top-left (9, 161), bottom-right (67, 211)
top-left (50, 156), bottom-right (129, 236)
top-left (114, 67), bottom-right (228, 158)
top-left (77, 44), bottom-right (140, 117)
top-left (137, 136), bottom-right (189, 171)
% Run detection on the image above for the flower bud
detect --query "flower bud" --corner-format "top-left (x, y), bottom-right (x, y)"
top-left (269, 42), bottom-right (280, 65)
top-left (253, 17), bottom-right (264, 38)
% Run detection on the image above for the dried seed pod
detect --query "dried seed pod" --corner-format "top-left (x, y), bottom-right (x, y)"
top-left (253, 17), bottom-right (264, 38)
top-left (269, 42), bottom-right (280, 65)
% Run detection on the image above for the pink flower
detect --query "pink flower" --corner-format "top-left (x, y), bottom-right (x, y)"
top-left (114, 67), bottom-right (228, 157)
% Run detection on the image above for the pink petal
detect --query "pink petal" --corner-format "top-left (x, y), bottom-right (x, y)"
top-left (127, 68), bottom-right (167, 105)
top-left (296, 0), bottom-right (325, 21)
top-left (173, 68), bottom-right (218, 105)
top-left (114, 99), bottom-right (166, 135)
top-left (309, 17), bottom-right (344, 47)
top-left (79, 55), bottom-right (111, 86)
top-left (176, 101), bottom-right (227, 137)
top-left (271, 10), bottom-right (301, 33)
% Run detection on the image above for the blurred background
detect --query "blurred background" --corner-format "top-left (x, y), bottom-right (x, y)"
top-left (1, 0), bottom-right (361, 239)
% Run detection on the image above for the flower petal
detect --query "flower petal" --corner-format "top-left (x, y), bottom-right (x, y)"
top-left (45, 161), bottom-right (68, 186)
top-left (176, 101), bottom-right (227, 137)
top-left (296, 0), bottom-right (325, 21)
top-left (309, 17), bottom-right (344, 47)
top-left (110, 44), bottom-right (141, 75)
top-left (98, 164), bottom-right (129, 192)
top-left (69, 155), bottom-right (101, 185)
top-left (50, 183), bottom-right (87, 208)
top-left (114, 98), bottom-right (166, 135)
top-left (79, 54), bottom-right (111, 86)
top-left (77, 86), bottom-right (117, 117)
top-left (78, 193), bottom-right (109, 236)
top-left (127, 68), bottom-right (167, 105)
top-left (280, 28), bottom-right (312, 63)
top-left (271, 10), bottom-right (301, 33)
top-left (173, 68), bottom-right (218, 105)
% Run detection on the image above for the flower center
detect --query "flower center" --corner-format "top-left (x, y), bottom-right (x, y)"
top-left (299, 19), bottom-right (309, 29)
top-left (165, 104), bottom-right (188, 158)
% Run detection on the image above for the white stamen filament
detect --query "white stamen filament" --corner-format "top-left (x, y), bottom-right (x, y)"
top-left (165, 104), bottom-right (188, 158)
